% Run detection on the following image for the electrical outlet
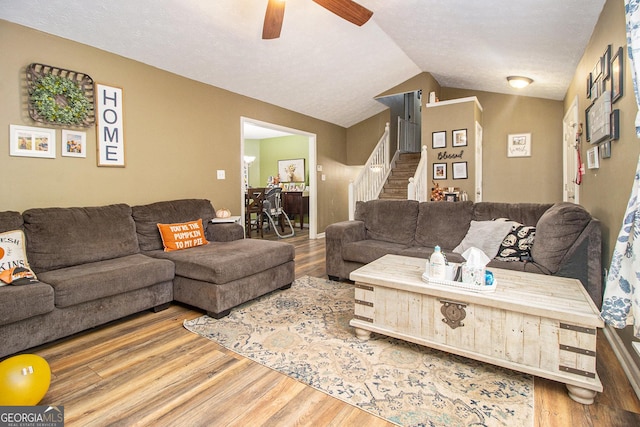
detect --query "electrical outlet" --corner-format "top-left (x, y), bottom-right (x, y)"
top-left (217, 170), bottom-right (225, 179)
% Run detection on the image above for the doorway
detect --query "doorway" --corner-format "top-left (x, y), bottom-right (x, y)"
top-left (563, 96), bottom-right (580, 204)
top-left (240, 117), bottom-right (317, 239)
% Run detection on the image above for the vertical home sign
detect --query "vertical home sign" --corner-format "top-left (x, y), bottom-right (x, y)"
top-left (96, 83), bottom-right (125, 167)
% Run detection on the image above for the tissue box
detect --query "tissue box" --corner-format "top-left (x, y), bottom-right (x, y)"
top-left (462, 263), bottom-right (485, 287)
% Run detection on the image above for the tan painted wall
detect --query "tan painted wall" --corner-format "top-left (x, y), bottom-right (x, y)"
top-left (442, 88), bottom-right (564, 203)
top-left (0, 20), bottom-right (348, 231)
top-left (564, 0), bottom-right (639, 266)
top-left (424, 99), bottom-right (478, 200)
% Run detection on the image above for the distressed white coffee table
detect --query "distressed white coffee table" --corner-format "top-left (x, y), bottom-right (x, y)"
top-left (349, 254), bottom-right (603, 404)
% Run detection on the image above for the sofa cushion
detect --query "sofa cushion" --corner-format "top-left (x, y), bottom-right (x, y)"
top-left (343, 239), bottom-right (410, 265)
top-left (473, 202), bottom-right (552, 227)
top-left (132, 199), bottom-right (217, 251)
top-left (0, 211), bottom-right (23, 233)
top-left (37, 254), bottom-right (175, 308)
top-left (146, 239), bottom-right (294, 285)
top-left (415, 201), bottom-right (474, 249)
top-left (0, 229), bottom-right (37, 283)
top-left (23, 204), bottom-right (140, 273)
top-left (495, 220), bottom-right (536, 261)
top-left (355, 199), bottom-right (419, 245)
top-left (157, 219), bottom-right (208, 252)
top-left (531, 202), bottom-right (592, 274)
top-left (0, 282), bottom-right (54, 325)
top-left (453, 220), bottom-right (516, 259)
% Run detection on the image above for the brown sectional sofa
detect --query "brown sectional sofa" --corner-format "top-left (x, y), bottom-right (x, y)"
top-left (0, 199), bottom-right (294, 358)
top-left (326, 199), bottom-right (602, 307)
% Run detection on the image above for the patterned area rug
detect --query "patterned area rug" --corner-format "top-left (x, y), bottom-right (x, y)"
top-left (183, 276), bottom-right (533, 426)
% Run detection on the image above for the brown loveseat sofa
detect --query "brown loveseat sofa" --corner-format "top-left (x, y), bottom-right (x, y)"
top-left (0, 199), bottom-right (294, 358)
top-left (326, 199), bottom-right (602, 307)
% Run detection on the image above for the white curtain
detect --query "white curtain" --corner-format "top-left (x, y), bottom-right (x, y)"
top-left (601, 155), bottom-right (640, 336)
top-left (626, 0), bottom-right (640, 135)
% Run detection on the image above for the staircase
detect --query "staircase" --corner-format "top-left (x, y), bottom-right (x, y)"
top-left (379, 152), bottom-right (421, 199)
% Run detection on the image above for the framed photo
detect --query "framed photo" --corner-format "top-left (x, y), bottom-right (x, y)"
top-left (600, 140), bottom-right (611, 159)
top-left (61, 130), bottom-right (86, 158)
top-left (283, 183), bottom-right (290, 191)
top-left (611, 46), bottom-right (624, 104)
top-left (452, 161), bottom-right (468, 179)
top-left (610, 109), bottom-right (620, 140)
top-left (507, 133), bottom-right (531, 157)
top-left (585, 102), bottom-right (593, 143)
top-left (278, 158), bottom-right (305, 182)
top-left (9, 124), bottom-right (56, 158)
top-left (602, 44), bottom-right (611, 80)
top-left (586, 73), bottom-right (592, 99)
top-left (452, 129), bottom-right (467, 147)
top-left (433, 163), bottom-right (447, 180)
top-left (587, 146), bottom-right (599, 169)
top-left (432, 131), bottom-right (446, 149)
top-left (444, 192), bottom-right (458, 202)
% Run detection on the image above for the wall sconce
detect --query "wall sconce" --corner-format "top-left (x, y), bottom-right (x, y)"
top-left (507, 76), bottom-right (533, 89)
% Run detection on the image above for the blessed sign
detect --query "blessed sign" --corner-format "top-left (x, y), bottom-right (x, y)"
top-left (96, 83), bottom-right (125, 167)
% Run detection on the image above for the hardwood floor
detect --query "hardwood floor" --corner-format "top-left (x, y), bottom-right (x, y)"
top-left (24, 229), bottom-right (640, 426)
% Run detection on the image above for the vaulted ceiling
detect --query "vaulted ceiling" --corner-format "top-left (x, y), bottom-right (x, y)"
top-left (0, 0), bottom-right (606, 127)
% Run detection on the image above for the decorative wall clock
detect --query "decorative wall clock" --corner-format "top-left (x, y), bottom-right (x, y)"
top-left (26, 63), bottom-right (95, 127)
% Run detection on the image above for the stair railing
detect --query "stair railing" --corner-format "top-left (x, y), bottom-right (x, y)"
top-left (408, 145), bottom-right (428, 201)
top-left (348, 122), bottom-right (391, 220)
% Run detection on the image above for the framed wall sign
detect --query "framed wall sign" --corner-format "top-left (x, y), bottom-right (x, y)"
top-left (96, 83), bottom-right (125, 167)
top-left (587, 146), bottom-right (600, 169)
top-left (9, 124), bottom-right (56, 158)
top-left (507, 133), bottom-right (531, 157)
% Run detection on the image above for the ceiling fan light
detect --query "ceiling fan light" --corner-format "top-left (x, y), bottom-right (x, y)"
top-left (507, 76), bottom-right (533, 89)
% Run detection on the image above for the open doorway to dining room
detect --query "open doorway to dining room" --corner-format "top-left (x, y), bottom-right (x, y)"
top-left (240, 117), bottom-right (317, 239)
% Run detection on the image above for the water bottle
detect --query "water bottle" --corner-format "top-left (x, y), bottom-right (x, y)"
top-left (429, 246), bottom-right (446, 280)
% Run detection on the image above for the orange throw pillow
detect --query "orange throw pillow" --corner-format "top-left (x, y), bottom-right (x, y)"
top-left (157, 219), bottom-right (209, 252)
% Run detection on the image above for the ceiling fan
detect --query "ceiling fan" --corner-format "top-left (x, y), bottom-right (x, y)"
top-left (262, 0), bottom-right (373, 39)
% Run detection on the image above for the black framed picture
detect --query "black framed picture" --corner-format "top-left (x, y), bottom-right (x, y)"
top-left (433, 163), bottom-right (447, 180)
top-left (452, 161), bottom-right (468, 179)
top-left (585, 102), bottom-right (593, 143)
top-left (600, 140), bottom-right (611, 159)
top-left (611, 46), bottom-right (624, 103)
top-left (610, 109), bottom-right (620, 140)
top-left (432, 131), bottom-right (446, 149)
top-left (602, 44), bottom-right (611, 80)
top-left (452, 129), bottom-right (467, 147)
top-left (586, 73), bottom-right (592, 99)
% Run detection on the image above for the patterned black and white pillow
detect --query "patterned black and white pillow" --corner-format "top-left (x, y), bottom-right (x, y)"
top-left (493, 219), bottom-right (536, 262)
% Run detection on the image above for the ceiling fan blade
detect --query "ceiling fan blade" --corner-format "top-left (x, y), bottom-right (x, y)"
top-left (262, 0), bottom-right (286, 39)
top-left (313, 0), bottom-right (373, 26)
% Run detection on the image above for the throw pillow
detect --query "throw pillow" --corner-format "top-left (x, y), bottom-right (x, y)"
top-left (157, 219), bottom-right (209, 252)
top-left (494, 219), bottom-right (536, 261)
top-left (0, 266), bottom-right (39, 286)
top-left (0, 230), bottom-right (38, 286)
top-left (453, 220), bottom-right (516, 259)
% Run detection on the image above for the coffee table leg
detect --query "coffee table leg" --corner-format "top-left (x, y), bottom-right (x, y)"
top-left (566, 384), bottom-right (597, 404)
top-left (354, 327), bottom-right (371, 340)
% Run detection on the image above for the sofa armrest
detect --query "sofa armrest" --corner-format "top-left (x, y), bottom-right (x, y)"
top-left (206, 223), bottom-right (245, 242)
top-left (325, 220), bottom-right (366, 279)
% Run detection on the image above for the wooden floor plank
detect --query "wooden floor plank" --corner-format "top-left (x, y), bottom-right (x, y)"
top-left (6, 229), bottom-right (638, 426)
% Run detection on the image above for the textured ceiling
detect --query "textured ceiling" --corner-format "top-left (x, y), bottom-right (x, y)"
top-left (0, 0), bottom-right (606, 128)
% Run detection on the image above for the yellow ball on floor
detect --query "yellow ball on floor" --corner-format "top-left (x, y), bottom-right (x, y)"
top-left (0, 354), bottom-right (51, 405)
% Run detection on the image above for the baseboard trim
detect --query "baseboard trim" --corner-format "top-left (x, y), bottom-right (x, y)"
top-left (603, 324), bottom-right (640, 400)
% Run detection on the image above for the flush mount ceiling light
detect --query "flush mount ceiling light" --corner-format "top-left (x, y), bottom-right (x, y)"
top-left (507, 76), bottom-right (533, 89)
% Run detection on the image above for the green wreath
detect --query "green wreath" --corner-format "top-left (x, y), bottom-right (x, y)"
top-left (30, 74), bottom-right (91, 125)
